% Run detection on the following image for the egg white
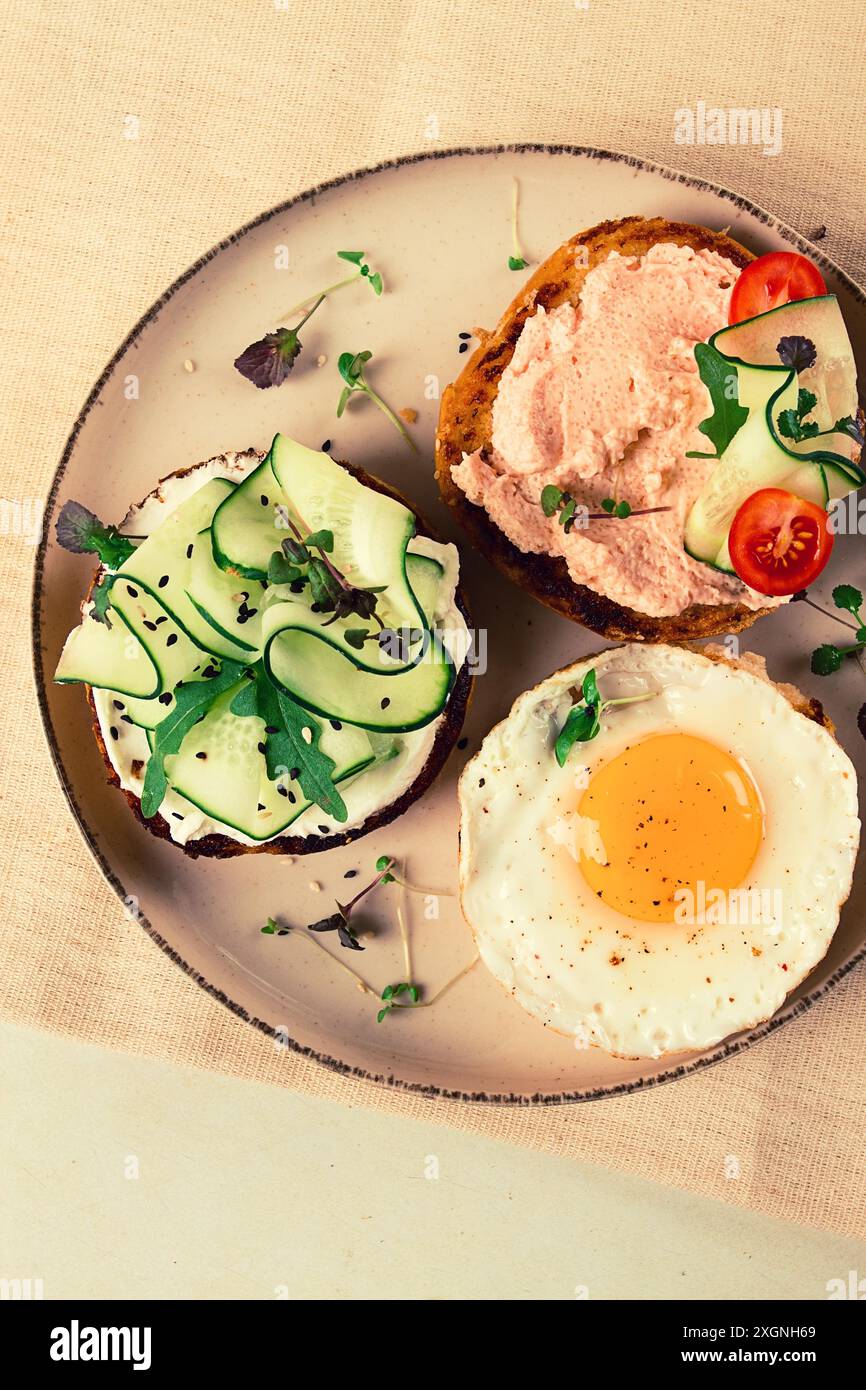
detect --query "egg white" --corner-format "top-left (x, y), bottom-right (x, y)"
top-left (458, 644), bottom-right (859, 1059)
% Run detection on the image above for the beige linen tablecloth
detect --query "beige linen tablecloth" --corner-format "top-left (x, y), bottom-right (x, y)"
top-left (3, 0), bottom-right (865, 1239)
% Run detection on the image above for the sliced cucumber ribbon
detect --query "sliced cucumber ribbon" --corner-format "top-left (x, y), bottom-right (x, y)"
top-left (684, 295), bottom-right (863, 572)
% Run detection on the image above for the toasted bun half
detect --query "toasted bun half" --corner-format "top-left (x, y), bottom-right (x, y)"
top-left (435, 215), bottom-right (777, 643)
top-left (88, 455), bottom-right (472, 859)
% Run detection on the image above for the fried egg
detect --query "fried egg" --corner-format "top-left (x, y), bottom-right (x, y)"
top-left (458, 644), bottom-right (859, 1058)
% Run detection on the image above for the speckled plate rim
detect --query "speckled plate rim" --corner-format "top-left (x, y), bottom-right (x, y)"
top-left (31, 142), bottom-right (866, 1106)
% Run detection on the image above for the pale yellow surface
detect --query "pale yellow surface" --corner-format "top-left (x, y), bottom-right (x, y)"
top-left (2, 0), bottom-right (866, 1271)
top-left (4, 1021), bottom-right (864, 1300)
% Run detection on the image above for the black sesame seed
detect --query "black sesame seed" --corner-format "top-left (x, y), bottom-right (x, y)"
top-left (195, 751), bottom-right (207, 760)
top-left (246, 607), bottom-right (258, 618)
top-left (290, 580), bottom-right (305, 594)
top-left (380, 697), bottom-right (391, 709)
top-left (125, 585), bottom-right (138, 597)
top-left (277, 786), bottom-right (288, 798)
top-left (330, 719), bottom-right (342, 731)
top-left (260, 495), bottom-right (269, 507)
top-left (172, 812), bottom-right (184, 820)
top-left (457, 737), bottom-right (468, 750)
top-left (166, 633), bottom-right (178, 647)
top-left (186, 543), bottom-right (194, 559)
top-left (458, 331), bottom-right (471, 340)
top-left (158, 575), bottom-right (169, 588)
top-left (159, 692), bottom-right (173, 705)
top-left (121, 715), bottom-right (134, 725)
top-left (155, 616), bottom-right (168, 626)
top-left (321, 439), bottom-right (332, 452)
top-left (113, 699), bottom-right (124, 710)
top-left (479, 777), bottom-right (485, 788)
top-left (318, 825), bottom-right (329, 835)
top-left (143, 620), bottom-right (157, 631)
top-left (344, 869), bottom-right (358, 879)
top-left (264, 725), bottom-right (278, 735)
top-left (459, 342), bottom-right (469, 353)
top-left (288, 791), bottom-right (296, 804)
top-left (257, 803), bottom-right (265, 811)
top-left (109, 726), bottom-right (119, 740)
top-left (290, 768), bottom-right (299, 780)
top-left (257, 741), bottom-right (266, 754)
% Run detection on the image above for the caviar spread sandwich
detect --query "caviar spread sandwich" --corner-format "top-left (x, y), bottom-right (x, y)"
top-left (54, 435), bottom-right (471, 856)
top-left (436, 216), bottom-right (864, 641)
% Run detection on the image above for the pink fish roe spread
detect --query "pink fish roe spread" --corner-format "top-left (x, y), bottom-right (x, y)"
top-left (451, 243), bottom-right (776, 617)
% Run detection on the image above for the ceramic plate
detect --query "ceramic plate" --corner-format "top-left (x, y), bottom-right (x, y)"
top-left (33, 145), bottom-right (866, 1103)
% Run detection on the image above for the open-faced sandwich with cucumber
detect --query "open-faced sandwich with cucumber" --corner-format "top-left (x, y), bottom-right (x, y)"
top-left (436, 216), bottom-right (864, 641)
top-left (53, 435), bottom-right (472, 856)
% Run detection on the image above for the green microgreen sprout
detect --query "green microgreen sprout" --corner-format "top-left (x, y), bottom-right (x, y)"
top-left (555, 667), bottom-right (657, 767)
top-left (809, 584), bottom-right (866, 675)
top-left (270, 516), bottom-right (389, 632)
top-left (540, 484), bottom-right (670, 533)
top-left (55, 503), bottom-right (136, 583)
top-left (336, 350), bottom-right (418, 452)
top-left (305, 856), bottom-right (397, 951)
top-left (507, 177), bottom-right (529, 272)
top-left (277, 250), bottom-right (385, 323)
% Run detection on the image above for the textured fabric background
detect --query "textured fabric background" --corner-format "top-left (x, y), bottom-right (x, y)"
top-left (3, 0), bottom-right (865, 1239)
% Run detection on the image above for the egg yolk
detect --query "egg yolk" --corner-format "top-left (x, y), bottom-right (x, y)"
top-left (577, 733), bottom-right (764, 924)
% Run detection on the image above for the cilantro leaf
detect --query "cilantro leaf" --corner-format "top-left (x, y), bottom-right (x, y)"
top-left (141, 660), bottom-right (246, 818)
top-left (776, 336), bottom-right (817, 372)
top-left (832, 415), bottom-right (865, 446)
top-left (56, 501), bottom-right (136, 569)
top-left (686, 342), bottom-right (748, 459)
top-left (778, 388), bottom-right (820, 442)
top-left (337, 251), bottom-right (365, 267)
top-left (810, 643), bottom-right (845, 676)
top-left (832, 584), bottom-right (863, 617)
top-left (91, 577), bottom-right (114, 627)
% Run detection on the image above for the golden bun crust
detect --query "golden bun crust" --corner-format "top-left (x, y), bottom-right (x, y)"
top-left (88, 457), bottom-right (472, 859)
top-left (435, 215), bottom-right (776, 642)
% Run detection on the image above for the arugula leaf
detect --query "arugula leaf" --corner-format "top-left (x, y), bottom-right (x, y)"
top-left (141, 660), bottom-right (246, 818)
top-left (56, 501), bottom-right (136, 569)
top-left (776, 335), bottom-right (817, 372)
top-left (252, 671), bottom-right (348, 823)
top-left (686, 342), bottom-right (749, 459)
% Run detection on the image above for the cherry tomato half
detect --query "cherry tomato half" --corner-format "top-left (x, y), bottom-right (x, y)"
top-left (728, 252), bottom-right (827, 325)
top-left (728, 488), bottom-right (834, 596)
